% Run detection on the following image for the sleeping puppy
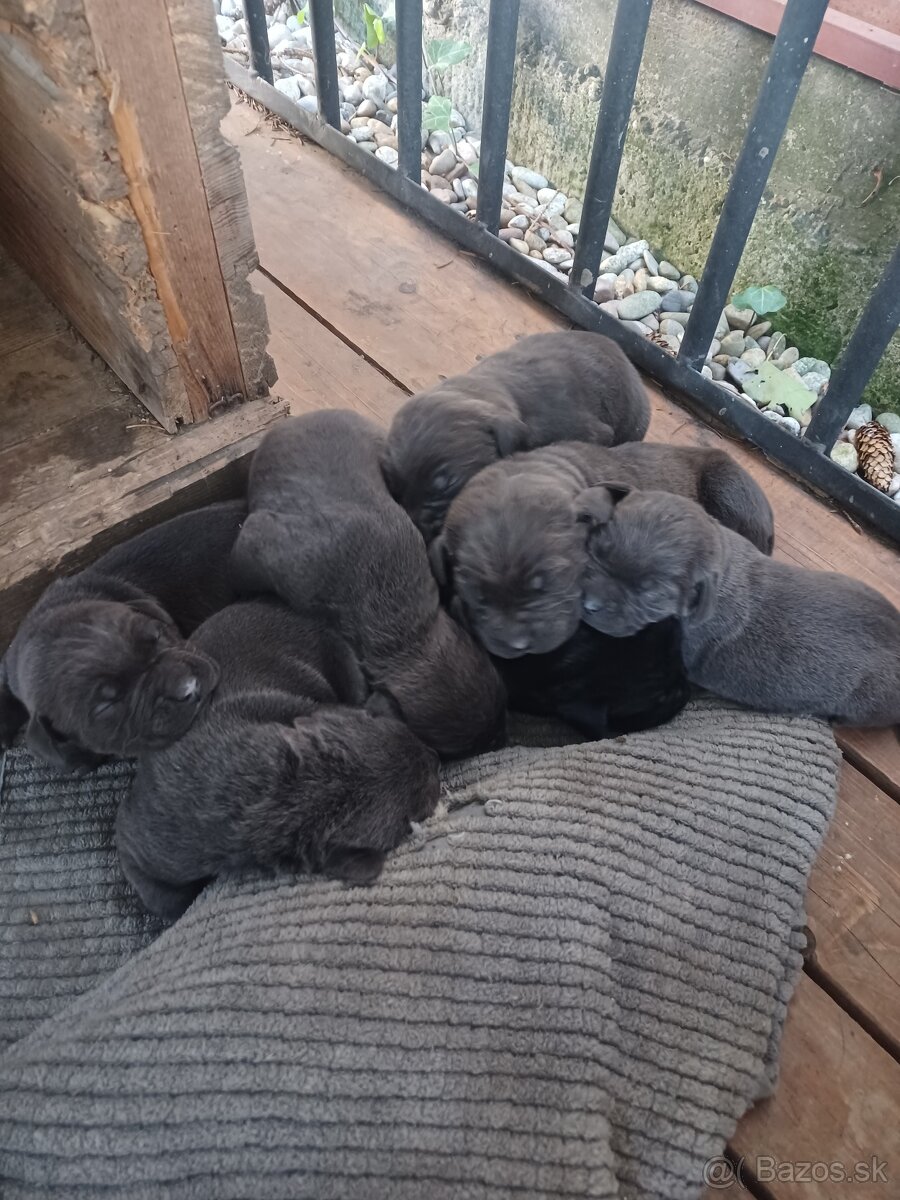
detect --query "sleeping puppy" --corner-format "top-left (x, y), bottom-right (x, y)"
top-left (383, 331), bottom-right (651, 541)
top-left (431, 441), bottom-right (773, 659)
top-left (496, 619), bottom-right (690, 739)
top-left (0, 500), bottom-right (246, 771)
top-left (230, 410), bottom-right (507, 759)
top-left (117, 599), bottom-right (441, 922)
top-left (580, 489), bottom-right (900, 727)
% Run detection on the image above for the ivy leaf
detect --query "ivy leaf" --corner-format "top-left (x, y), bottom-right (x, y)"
top-left (423, 95), bottom-right (453, 133)
top-left (363, 3), bottom-right (385, 50)
top-left (426, 38), bottom-right (471, 71)
top-left (731, 284), bottom-right (787, 317)
top-left (744, 361), bottom-right (817, 420)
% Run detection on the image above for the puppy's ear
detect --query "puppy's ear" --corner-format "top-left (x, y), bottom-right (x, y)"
top-left (489, 412), bottom-right (528, 457)
top-left (575, 483), bottom-right (632, 527)
top-left (427, 533), bottom-right (452, 587)
top-left (25, 714), bottom-right (104, 774)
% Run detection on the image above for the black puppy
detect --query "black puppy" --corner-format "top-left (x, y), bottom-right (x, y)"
top-left (430, 441), bottom-right (773, 659)
top-left (495, 619), bottom-right (690, 739)
top-left (383, 332), bottom-right (651, 541)
top-left (117, 599), bottom-right (441, 922)
top-left (231, 410), bottom-right (507, 760)
top-left (0, 500), bottom-right (246, 771)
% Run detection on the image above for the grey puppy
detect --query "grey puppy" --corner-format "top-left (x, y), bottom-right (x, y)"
top-left (431, 440), bottom-right (773, 659)
top-left (117, 599), bottom-right (441, 922)
top-left (231, 409), bottom-right (507, 759)
top-left (383, 331), bottom-right (651, 541)
top-left (580, 488), bottom-right (900, 727)
top-left (0, 500), bottom-right (247, 771)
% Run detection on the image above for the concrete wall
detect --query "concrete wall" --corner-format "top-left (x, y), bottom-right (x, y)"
top-left (405, 0), bottom-right (899, 412)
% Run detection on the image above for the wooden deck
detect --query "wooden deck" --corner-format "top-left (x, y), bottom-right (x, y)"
top-left (223, 98), bottom-right (900, 1199)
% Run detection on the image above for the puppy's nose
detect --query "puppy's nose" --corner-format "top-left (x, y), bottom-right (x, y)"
top-left (174, 676), bottom-right (201, 702)
top-left (508, 636), bottom-right (531, 652)
top-left (583, 598), bottom-right (601, 613)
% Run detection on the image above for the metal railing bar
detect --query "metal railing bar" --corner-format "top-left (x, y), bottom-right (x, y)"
top-left (569, 0), bottom-right (654, 299)
top-left (244, 0), bottom-right (273, 86)
top-left (678, 0), bottom-right (829, 370)
top-left (225, 60), bottom-right (900, 546)
top-left (395, 0), bottom-right (423, 182)
top-left (308, 0), bottom-right (342, 129)
top-left (475, 0), bottom-right (521, 235)
top-left (805, 245), bottom-right (900, 451)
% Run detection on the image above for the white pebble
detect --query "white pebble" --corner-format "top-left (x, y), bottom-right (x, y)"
top-left (846, 403), bottom-right (872, 430)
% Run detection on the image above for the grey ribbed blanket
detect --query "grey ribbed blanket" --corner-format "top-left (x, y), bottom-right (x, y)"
top-left (0, 702), bottom-right (839, 1199)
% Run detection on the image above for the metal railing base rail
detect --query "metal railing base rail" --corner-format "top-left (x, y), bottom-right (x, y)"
top-left (225, 59), bottom-right (900, 546)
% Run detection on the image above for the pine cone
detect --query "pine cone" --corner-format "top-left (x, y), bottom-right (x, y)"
top-left (648, 331), bottom-right (676, 357)
top-left (855, 420), bottom-right (894, 492)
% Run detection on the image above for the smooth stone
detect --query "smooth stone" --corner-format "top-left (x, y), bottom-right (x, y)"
top-left (548, 214), bottom-right (569, 231)
top-left (643, 249), bottom-right (659, 275)
top-left (680, 275), bottom-right (699, 294)
top-left (524, 232), bottom-right (545, 253)
top-left (357, 140), bottom-right (377, 154)
top-left (529, 250), bottom-right (544, 260)
top-left (514, 180), bottom-right (538, 200)
top-left (542, 247), bottom-right (571, 266)
top-left (795, 357), bottom-right (831, 379)
top-left (774, 345), bottom-right (798, 369)
top-left (705, 338), bottom-right (722, 359)
top-left (498, 228), bottom-right (517, 242)
top-left (430, 186), bottom-right (454, 203)
top-left (633, 268), bottom-right (649, 292)
top-left (747, 321), bottom-right (772, 339)
top-left (508, 214), bottom-right (529, 230)
top-left (662, 311), bottom-right (690, 327)
top-left (780, 417), bottom-right (802, 436)
top-left (719, 331), bottom-right (747, 357)
top-left (893, 433), bottom-right (900, 467)
top-left (621, 320), bottom-right (652, 338)
top-left (510, 238), bottom-right (530, 255)
top-left (537, 187), bottom-right (564, 206)
top-left (540, 194), bottom-right (566, 220)
top-left (429, 130), bottom-right (453, 154)
top-left (646, 276), bottom-right (677, 294)
top-left (618, 291), bottom-right (663, 320)
top-left (800, 371), bottom-right (828, 395)
top-left (715, 311), bottom-right (729, 339)
top-left (701, 364), bottom-right (713, 379)
top-left (717, 381), bottom-right (741, 395)
top-left (599, 240), bottom-right (649, 275)
top-left (640, 315), bottom-right (660, 332)
top-left (460, 177), bottom-right (478, 198)
top-left (727, 360), bottom-right (752, 387)
top-left (659, 319), bottom-right (684, 338)
top-left (349, 127), bottom-right (375, 143)
top-left (297, 95), bottom-right (318, 114)
top-left (608, 217), bottom-right (626, 243)
top-left (564, 198), bottom-right (583, 224)
top-left (511, 166), bottom-right (549, 190)
top-left (450, 108), bottom-right (467, 129)
top-left (386, 96), bottom-right (399, 114)
top-left (430, 147), bottom-right (457, 176)
top-left (267, 21), bottom-right (288, 47)
top-left (877, 412), bottom-right (900, 434)
top-left (499, 208), bottom-right (515, 228)
top-left (362, 73), bottom-right (389, 105)
top-left (457, 140), bottom-right (478, 166)
top-left (831, 443), bottom-right (859, 473)
top-left (724, 304), bottom-right (755, 331)
top-left (356, 98), bottom-right (377, 118)
top-left (709, 362), bottom-right (726, 381)
top-left (658, 260), bottom-right (680, 281)
top-left (340, 82), bottom-right (364, 105)
top-left (372, 125), bottom-right (396, 147)
top-left (741, 347), bottom-right (766, 368)
top-left (594, 283), bottom-right (616, 305)
top-left (627, 259), bottom-right (644, 272)
top-left (659, 290), bottom-right (694, 313)
top-left (614, 274), bottom-right (635, 300)
top-left (598, 299), bottom-right (620, 318)
top-left (889, 475), bottom-right (900, 498)
top-left (713, 354), bottom-right (730, 366)
top-left (757, 336), bottom-right (771, 351)
top-left (603, 234), bottom-right (619, 255)
top-left (846, 403), bottom-right (873, 429)
top-left (221, 0), bottom-right (241, 14)
top-left (567, 222), bottom-right (580, 235)
top-left (376, 146), bottom-right (398, 166)
top-left (550, 229), bottom-right (574, 250)
top-left (274, 76), bottom-right (302, 102)
top-left (215, 15), bottom-right (235, 38)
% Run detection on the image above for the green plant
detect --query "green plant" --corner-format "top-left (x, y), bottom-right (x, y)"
top-left (363, 2), bottom-right (386, 53)
top-left (423, 94), bottom-right (453, 134)
top-left (294, 4), bottom-right (308, 25)
top-left (743, 361), bottom-right (818, 420)
top-left (423, 37), bottom-right (470, 98)
top-left (731, 285), bottom-right (787, 320)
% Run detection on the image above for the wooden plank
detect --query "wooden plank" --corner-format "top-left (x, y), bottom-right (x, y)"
top-left (0, 252), bottom-right (67, 359)
top-left (805, 764), bottom-right (900, 1048)
top-left (730, 975), bottom-right (900, 1200)
top-left (836, 729), bottom-right (900, 805)
top-left (0, 396), bottom-right (288, 651)
top-left (82, 0), bottom-right (247, 422)
top-left (700, 1177), bottom-right (756, 1200)
top-left (256, 272), bottom-right (406, 425)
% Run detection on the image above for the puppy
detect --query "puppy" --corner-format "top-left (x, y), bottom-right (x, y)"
top-left (230, 410), bottom-right (507, 759)
top-left (431, 441), bottom-right (773, 659)
top-left (496, 619), bottom-right (690, 739)
top-left (383, 332), bottom-right (651, 541)
top-left (0, 500), bottom-right (246, 770)
top-left (580, 489), bottom-right (900, 727)
top-left (117, 599), bottom-right (441, 922)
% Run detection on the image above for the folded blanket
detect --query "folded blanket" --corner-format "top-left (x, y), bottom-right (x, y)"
top-left (0, 702), bottom-right (839, 1199)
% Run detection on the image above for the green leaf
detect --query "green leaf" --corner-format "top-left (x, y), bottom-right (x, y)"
top-left (744, 361), bottom-right (817, 420)
top-left (296, 4), bottom-right (308, 25)
top-left (426, 38), bottom-right (471, 71)
top-left (423, 94), bottom-right (453, 133)
top-left (363, 3), bottom-right (385, 49)
top-left (468, 158), bottom-right (479, 179)
top-left (731, 284), bottom-right (787, 317)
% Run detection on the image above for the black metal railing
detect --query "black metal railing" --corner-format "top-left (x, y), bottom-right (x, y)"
top-left (231, 0), bottom-right (900, 545)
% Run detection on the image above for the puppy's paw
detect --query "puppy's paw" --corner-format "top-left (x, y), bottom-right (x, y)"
top-left (322, 845), bottom-right (386, 885)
